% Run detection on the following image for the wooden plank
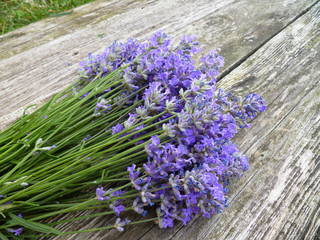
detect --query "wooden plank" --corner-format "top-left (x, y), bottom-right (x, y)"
top-left (165, 87), bottom-right (320, 240)
top-left (1, 1), bottom-right (319, 240)
top-left (39, 1), bottom-right (320, 239)
top-left (0, 0), bottom-right (317, 131)
top-left (138, 3), bottom-right (320, 240)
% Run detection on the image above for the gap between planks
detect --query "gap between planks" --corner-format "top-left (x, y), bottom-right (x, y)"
top-left (217, 0), bottom-right (320, 81)
top-left (0, 0), bottom-right (318, 131)
top-left (0, 0), bottom-right (318, 239)
top-left (137, 2), bottom-right (320, 240)
top-left (42, 0), bottom-right (320, 239)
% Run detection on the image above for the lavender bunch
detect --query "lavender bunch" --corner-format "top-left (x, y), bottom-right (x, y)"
top-left (94, 84), bottom-right (265, 230)
top-left (0, 31), bottom-right (265, 238)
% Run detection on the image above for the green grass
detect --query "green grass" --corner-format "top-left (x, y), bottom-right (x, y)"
top-left (0, 0), bottom-right (95, 35)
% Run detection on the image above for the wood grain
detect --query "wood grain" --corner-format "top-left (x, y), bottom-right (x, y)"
top-left (1, 0), bottom-right (319, 239)
top-left (0, 0), bottom-right (317, 130)
top-left (36, 1), bottom-right (320, 239)
top-left (140, 3), bottom-right (320, 240)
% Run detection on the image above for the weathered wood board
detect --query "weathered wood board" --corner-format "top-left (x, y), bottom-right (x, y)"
top-left (1, 0), bottom-right (319, 239)
top-left (148, 4), bottom-right (320, 240)
top-left (0, 0), bottom-right (318, 130)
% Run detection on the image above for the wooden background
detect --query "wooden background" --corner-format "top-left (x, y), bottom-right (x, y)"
top-left (0, 0), bottom-right (319, 239)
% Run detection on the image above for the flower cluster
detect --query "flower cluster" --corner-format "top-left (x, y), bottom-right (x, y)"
top-left (77, 31), bottom-right (222, 119)
top-left (123, 91), bottom-right (263, 228)
top-left (0, 31), bottom-right (265, 237)
top-left (90, 31), bottom-right (266, 231)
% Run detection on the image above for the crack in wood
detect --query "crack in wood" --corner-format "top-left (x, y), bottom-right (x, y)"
top-left (217, 0), bottom-right (320, 82)
top-left (1, 0), bottom-right (320, 239)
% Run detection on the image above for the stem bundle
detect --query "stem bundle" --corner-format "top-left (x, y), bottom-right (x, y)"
top-left (0, 31), bottom-right (266, 238)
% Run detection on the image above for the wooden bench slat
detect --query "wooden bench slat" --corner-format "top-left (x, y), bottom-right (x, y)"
top-left (0, 0), bottom-right (317, 130)
top-left (139, 2), bottom-right (320, 240)
top-left (1, 0), bottom-right (319, 239)
top-left (40, 1), bottom-right (320, 239)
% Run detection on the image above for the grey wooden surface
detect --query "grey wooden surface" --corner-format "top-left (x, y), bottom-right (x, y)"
top-left (1, 0), bottom-right (319, 239)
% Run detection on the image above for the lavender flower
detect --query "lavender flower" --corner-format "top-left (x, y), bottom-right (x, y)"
top-left (112, 123), bottom-right (124, 135)
top-left (96, 187), bottom-right (110, 201)
top-left (132, 197), bottom-right (146, 215)
top-left (94, 98), bottom-right (112, 116)
top-left (7, 214), bottom-right (23, 236)
top-left (114, 218), bottom-right (131, 232)
top-left (82, 135), bottom-right (91, 142)
top-left (90, 31), bottom-right (266, 230)
top-left (7, 227), bottom-right (23, 236)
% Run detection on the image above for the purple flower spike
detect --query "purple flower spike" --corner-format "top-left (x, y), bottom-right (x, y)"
top-left (110, 190), bottom-right (126, 197)
top-left (127, 164), bottom-right (140, 181)
top-left (161, 215), bottom-right (174, 228)
top-left (85, 31), bottom-right (266, 229)
top-left (96, 187), bottom-right (109, 201)
top-left (114, 218), bottom-right (131, 232)
top-left (151, 135), bottom-right (160, 146)
top-left (114, 205), bottom-right (125, 216)
top-left (82, 135), bottom-right (91, 142)
top-left (112, 123), bottom-right (124, 135)
top-left (7, 227), bottom-right (23, 236)
top-left (132, 197), bottom-right (146, 215)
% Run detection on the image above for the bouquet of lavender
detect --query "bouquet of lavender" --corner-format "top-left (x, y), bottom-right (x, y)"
top-left (0, 31), bottom-right (265, 238)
